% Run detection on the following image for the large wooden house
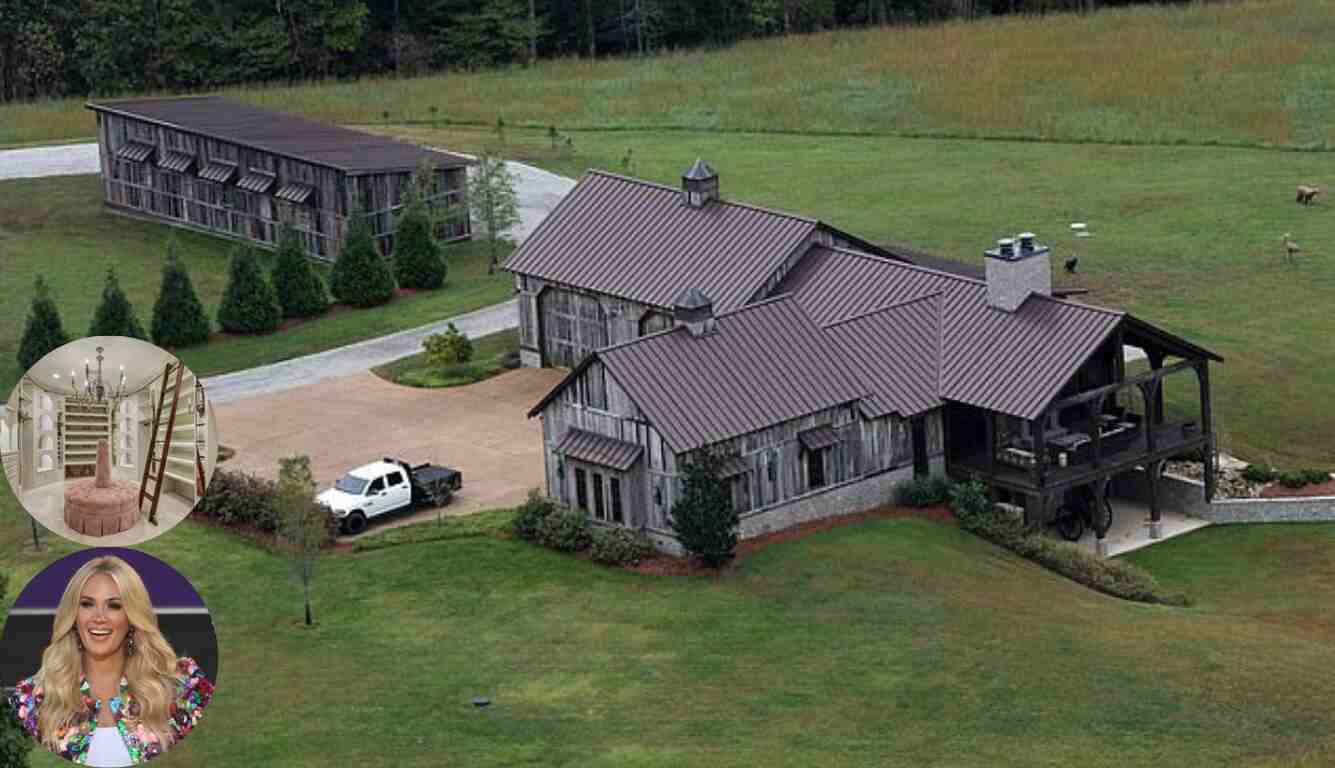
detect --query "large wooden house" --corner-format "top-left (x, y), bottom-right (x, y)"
top-left (86, 96), bottom-right (472, 260)
top-left (510, 162), bottom-right (1221, 555)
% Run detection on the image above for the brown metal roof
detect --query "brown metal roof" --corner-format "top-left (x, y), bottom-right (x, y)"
top-left (823, 293), bottom-right (944, 418)
top-left (503, 171), bottom-right (818, 313)
top-left (87, 97), bottom-right (471, 175)
top-left (596, 296), bottom-right (866, 453)
top-left (797, 425), bottom-right (840, 451)
top-left (556, 428), bottom-right (643, 471)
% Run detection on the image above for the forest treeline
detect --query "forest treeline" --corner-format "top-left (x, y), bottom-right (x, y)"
top-left (1, 0), bottom-right (1197, 103)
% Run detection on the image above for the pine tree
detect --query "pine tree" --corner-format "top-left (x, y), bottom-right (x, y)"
top-left (88, 265), bottom-right (147, 339)
top-left (217, 244), bottom-right (282, 333)
top-left (393, 167), bottom-right (448, 290)
top-left (668, 448), bottom-right (739, 567)
top-left (17, 275), bottom-right (70, 371)
top-left (330, 204), bottom-right (397, 307)
top-left (150, 242), bottom-right (211, 349)
top-left (271, 224), bottom-right (330, 318)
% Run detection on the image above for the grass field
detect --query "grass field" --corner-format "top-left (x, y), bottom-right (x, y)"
top-left (2, 499), bottom-right (1334, 767)
top-left (372, 329), bottom-right (520, 388)
top-left (3, 1), bottom-right (1335, 150)
top-left (0, 175), bottom-right (513, 393)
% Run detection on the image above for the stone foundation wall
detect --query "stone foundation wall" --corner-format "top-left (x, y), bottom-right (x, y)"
top-left (519, 348), bottom-right (542, 368)
top-left (1112, 468), bottom-right (1335, 523)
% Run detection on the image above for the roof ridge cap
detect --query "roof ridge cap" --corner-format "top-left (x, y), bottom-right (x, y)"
top-left (824, 245), bottom-right (987, 286)
top-left (820, 291), bottom-right (944, 329)
top-left (584, 169), bottom-right (818, 225)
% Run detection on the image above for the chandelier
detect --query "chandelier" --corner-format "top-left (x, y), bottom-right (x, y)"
top-left (66, 346), bottom-right (127, 406)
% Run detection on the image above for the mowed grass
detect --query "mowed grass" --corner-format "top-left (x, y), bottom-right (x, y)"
top-left (4, 0), bottom-right (1335, 149)
top-left (371, 329), bottom-right (521, 388)
top-left (2, 494), bottom-right (1335, 767)
top-left (0, 174), bottom-right (513, 394)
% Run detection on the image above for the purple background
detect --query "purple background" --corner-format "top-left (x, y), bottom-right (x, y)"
top-left (13, 548), bottom-right (206, 609)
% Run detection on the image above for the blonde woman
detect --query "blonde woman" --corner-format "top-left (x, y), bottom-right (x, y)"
top-left (7, 556), bottom-right (212, 766)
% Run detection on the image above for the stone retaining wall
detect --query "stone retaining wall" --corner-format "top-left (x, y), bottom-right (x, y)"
top-left (1112, 468), bottom-right (1335, 523)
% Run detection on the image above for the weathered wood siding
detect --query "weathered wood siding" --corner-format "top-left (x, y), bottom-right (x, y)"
top-left (519, 279), bottom-right (664, 368)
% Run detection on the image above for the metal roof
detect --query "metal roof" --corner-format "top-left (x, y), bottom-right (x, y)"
top-left (503, 171), bottom-right (818, 313)
top-left (683, 158), bottom-right (716, 180)
top-left (116, 142), bottom-right (155, 163)
top-left (823, 293), bottom-right (944, 418)
top-left (556, 428), bottom-right (643, 471)
top-left (597, 296), bottom-right (866, 453)
top-left (275, 183), bottom-right (315, 204)
top-left (797, 425), bottom-right (840, 451)
top-left (87, 97), bottom-right (472, 175)
top-left (158, 150), bottom-right (195, 173)
top-left (236, 170), bottom-right (276, 194)
top-left (198, 161), bottom-right (236, 183)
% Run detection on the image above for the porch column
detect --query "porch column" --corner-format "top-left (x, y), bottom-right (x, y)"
top-left (1148, 459), bottom-right (1162, 539)
top-left (1138, 380), bottom-right (1159, 454)
top-left (1197, 360), bottom-right (1216, 503)
top-left (1094, 476), bottom-right (1112, 557)
top-left (1147, 350), bottom-right (1166, 426)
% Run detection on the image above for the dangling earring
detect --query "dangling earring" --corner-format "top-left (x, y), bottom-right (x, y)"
top-left (126, 627), bottom-right (137, 658)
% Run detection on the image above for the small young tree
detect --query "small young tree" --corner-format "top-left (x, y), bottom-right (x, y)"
top-left (217, 244), bottom-right (282, 333)
top-left (330, 204), bottom-right (396, 307)
top-left (0, 575), bottom-right (32, 768)
top-left (151, 243), bottom-right (211, 348)
top-left (467, 151), bottom-right (520, 274)
top-left (276, 454), bottom-right (333, 627)
top-left (423, 322), bottom-right (473, 367)
top-left (271, 224), bottom-right (329, 318)
top-left (88, 266), bottom-right (147, 339)
top-left (669, 448), bottom-right (739, 567)
top-left (18, 275), bottom-right (70, 371)
top-left (393, 165), bottom-right (448, 290)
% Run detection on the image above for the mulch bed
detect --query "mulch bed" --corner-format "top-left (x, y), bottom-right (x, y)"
top-left (1260, 479), bottom-right (1335, 498)
top-left (185, 515), bottom-right (355, 553)
top-left (626, 504), bottom-right (954, 577)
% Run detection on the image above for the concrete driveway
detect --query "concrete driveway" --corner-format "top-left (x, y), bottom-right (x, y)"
top-left (212, 367), bottom-right (565, 536)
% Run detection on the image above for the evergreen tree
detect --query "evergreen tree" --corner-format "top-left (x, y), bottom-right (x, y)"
top-left (151, 242), bottom-right (211, 349)
top-left (330, 204), bottom-right (396, 307)
top-left (467, 152), bottom-right (521, 274)
top-left (271, 224), bottom-right (330, 318)
top-left (217, 244), bottom-right (283, 333)
top-left (17, 275), bottom-right (70, 371)
top-left (668, 448), bottom-right (739, 567)
top-left (393, 166), bottom-right (448, 290)
top-left (88, 265), bottom-right (147, 339)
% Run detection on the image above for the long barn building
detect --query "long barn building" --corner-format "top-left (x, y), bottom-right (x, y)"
top-left (86, 96), bottom-right (472, 260)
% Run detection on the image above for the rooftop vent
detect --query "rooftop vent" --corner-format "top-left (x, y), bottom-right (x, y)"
top-left (672, 287), bottom-right (717, 337)
top-left (681, 159), bottom-right (719, 209)
top-left (984, 231), bottom-right (1051, 312)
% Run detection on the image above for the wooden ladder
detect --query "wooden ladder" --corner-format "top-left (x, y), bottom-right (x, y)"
top-left (138, 360), bottom-right (184, 525)
top-left (194, 382), bottom-right (206, 496)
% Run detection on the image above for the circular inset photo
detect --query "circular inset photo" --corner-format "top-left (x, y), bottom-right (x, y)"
top-left (1, 549), bottom-right (217, 766)
top-left (1, 336), bottom-right (219, 545)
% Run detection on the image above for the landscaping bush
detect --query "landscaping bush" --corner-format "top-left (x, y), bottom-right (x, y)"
top-left (669, 449), bottom-right (739, 567)
top-left (151, 244), bottom-right (211, 348)
top-left (1277, 470), bottom-right (1309, 489)
top-left (1242, 463), bottom-right (1275, 484)
top-left (590, 526), bottom-right (654, 566)
top-left (513, 488), bottom-right (558, 542)
top-left (423, 322), bottom-right (474, 366)
top-left (536, 507), bottom-right (592, 552)
top-left (88, 266), bottom-right (147, 339)
top-left (271, 225), bottom-right (329, 318)
top-left (217, 244), bottom-right (283, 333)
top-left (896, 474), bottom-right (952, 508)
top-left (194, 469), bottom-right (281, 533)
top-left (18, 274), bottom-right (69, 371)
top-left (393, 173), bottom-right (448, 289)
top-left (330, 206), bottom-right (396, 307)
top-left (1301, 469), bottom-right (1331, 486)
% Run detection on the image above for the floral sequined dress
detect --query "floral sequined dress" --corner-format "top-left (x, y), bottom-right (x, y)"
top-left (7, 657), bottom-right (213, 764)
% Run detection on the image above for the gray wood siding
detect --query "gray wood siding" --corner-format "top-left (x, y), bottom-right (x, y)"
top-left (533, 282), bottom-right (663, 368)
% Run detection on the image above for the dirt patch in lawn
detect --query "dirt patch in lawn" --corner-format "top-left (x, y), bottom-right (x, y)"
top-left (1260, 479), bottom-right (1335, 498)
top-left (627, 504), bottom-right (954, 577)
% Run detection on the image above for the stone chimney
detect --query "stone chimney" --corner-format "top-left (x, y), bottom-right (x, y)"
top-left (672, 288), bottom-right (717, 337)
top-left (681, 159), bottom-right (719, 208)
top-left (984, 231), bottom-right (1051, 312)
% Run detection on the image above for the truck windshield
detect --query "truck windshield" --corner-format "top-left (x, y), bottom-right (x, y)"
top-left (335, 475), bottom-right (369, 495)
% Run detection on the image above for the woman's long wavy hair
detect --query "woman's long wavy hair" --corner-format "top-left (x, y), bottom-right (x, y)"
top-left (35, 556), bottom-right (180, 749)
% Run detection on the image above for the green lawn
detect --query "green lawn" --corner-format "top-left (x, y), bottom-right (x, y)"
top-left (0, 174), bottom-right (513, 394)
top-left (3, 497), bottom-right (1334, 766)
top-left (371, 329), bottom-right (520, 388)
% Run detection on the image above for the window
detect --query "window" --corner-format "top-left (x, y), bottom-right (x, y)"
top-left (610, 477), bottom-right (623, 523)
top-left (807, 448), bottom-right (826, 490)
top-left (368, 477), bottom-right (385, 494)
top-left (386, 471), bottom-right (404, 487)
top-left (575, 468), bottom-right (588, 510)
top-left (592, 473), bottom-right (606, 520)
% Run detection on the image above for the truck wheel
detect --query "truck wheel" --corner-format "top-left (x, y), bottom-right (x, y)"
top-left (345, 511), bottom-right (367, 536)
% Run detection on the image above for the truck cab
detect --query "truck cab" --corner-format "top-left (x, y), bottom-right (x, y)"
top-left (317, 460), bottom-right (413, 534)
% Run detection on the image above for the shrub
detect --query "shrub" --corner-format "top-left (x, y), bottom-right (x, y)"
top-left (423, 322), bottom-right (474, 366)
top-left (393, 171), bottom-right (448, 289)
top-left (513, 488), bottom-right (558, 541)
top-left (271, 225), bottom-right (329, 318)
top-left (1277, 470), bottom-right (1309, 489)
top-left (1301, 469), bottom-right (1331, 486)
top-left (18, 274), bottom-right (70, 371)
top-left (590, 526), bottom-right (655, 566)
top-left (501, 349), bottom-right (522, 369)
top-left (217, 244), bottom-right (282, 333)
top-left (669, 449), bottom-right (738, 567)
top-left (1241, 463), bottom-right (1275, 484)
top-left (88, 266), bottom-right (146, 339)
top-left (151, 244), bottom-right (211, 348)
top-left (895, 474), bottom-right (952, 508)
top-left (330, 205), bottom-right (396, 307)
top-left (536, 508), bottom-right (592, 552)
top-left (195, 469), bottom-right (281, 533)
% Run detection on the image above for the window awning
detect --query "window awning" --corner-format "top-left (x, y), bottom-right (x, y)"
top-left (718, 456), bottom-right (750, 478)
top-left (115, 142), bottom-right (155, 163)
top-left (798, 425), bottom-right (839, 452)
top-left (198, 161), bottom-right (237, 184)
top-left (275, 183), bottom-right (315, 204)
top-left (158, 151), bottom-right (195, 173)
top-left (237, 171), bottom-right (276, 194)
top-left (556, 428), bottom-right (642, 471)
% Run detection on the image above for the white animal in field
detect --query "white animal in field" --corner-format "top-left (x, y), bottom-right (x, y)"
top-left (1282, 233), bottom-right (1301, 263)
top-left (1296, 185), bottom-right (1322, 205)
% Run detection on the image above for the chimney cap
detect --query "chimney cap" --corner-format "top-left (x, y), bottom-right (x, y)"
top-left (672, 287), bottom-right (713, 310)
top-left (682, 158), bottom-right (716, 181)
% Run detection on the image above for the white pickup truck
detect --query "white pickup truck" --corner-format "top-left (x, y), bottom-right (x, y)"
top-left (317, 457), bottom-right (462, 535)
